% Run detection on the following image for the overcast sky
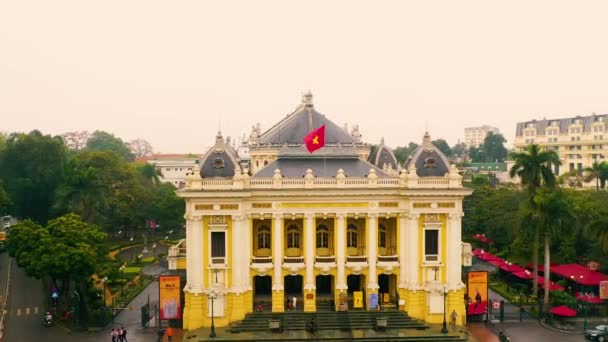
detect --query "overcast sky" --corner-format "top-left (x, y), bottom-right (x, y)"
top-left (2, 1), bottom-right (608, 153)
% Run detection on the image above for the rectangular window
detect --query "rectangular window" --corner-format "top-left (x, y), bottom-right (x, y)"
top-left (424, 229), bottom-right (439, 262)
top-left (211, 231), bottom-right (226, 263)
top-left (577, 163), bottom-right (583, 171)
top-left (569, 163), bottom-right (575, 172)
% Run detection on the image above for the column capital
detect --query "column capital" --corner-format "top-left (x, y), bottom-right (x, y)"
top-left (272, 213), bottom-right (283, 219)
top-left (231, 214), bottom-right (247, 221)
top-left (448, 212), bottom-right (465, 219)
top-left (408, 213), bottom-right (420, 220)
top-left (186, 214), bottom-right (202, 222)
top-left (335, 213), bottom-right (346, 219)
top-left (398, 211), bottom-right (410, 218)
top-left (304, 213), bottom-right (315, 220)
top-left (367, 212), bottom-right (378, 219)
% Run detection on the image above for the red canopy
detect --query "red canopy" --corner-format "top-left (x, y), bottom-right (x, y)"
top-left (472, 234), bottom-right (494, 244)
top-left (576, 292), bottom-right (603, 303)
top-left (542, 282), bottom-right (565, 291)
top-left (487, 258), bottom-right (507, 267)
top-left (546, 264), bottom-right (608, 286)
top-left (512, 270), bottom-right (533, 280)
top-left (499, 264), bottom-right (525, 273)
top-left (550, 305), bottom-right (577, 317)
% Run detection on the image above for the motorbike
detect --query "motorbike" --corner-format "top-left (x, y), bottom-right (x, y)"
top-left (43, 315), bottom-right (53, 327)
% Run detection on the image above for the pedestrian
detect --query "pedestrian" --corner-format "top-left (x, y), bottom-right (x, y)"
top-left (122, 327), bottom-right (128, 342)
top-left (111, 328), bottom-right (117, 342)
top-left (292, 296), bottom-right (297, 310)
top-left (166, 326), bottom-right (174, 342)
top-left (117, 327), bottom-right (123, 342)
top-left (451, 310), bottom-right (457, 326)
top-left (475, 290), bottom-right (482, 310)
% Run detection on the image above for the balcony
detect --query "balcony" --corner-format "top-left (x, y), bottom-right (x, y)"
top-left (377, 255), bottom-right (399, 274)
top-left (250, 256), bottom-right (273, 276)
top-left (315, 256), bottom-right (335, 263)
top-left (284, 256), bottom-right (304, 264)
top-left (346, 255), bottom-right (368, 275)
top-left (282, 256), bottom-right (305, 275)
top-left (314, 255), bottom-right (336, 275)
top-left (378, 255), bottom-right (399, 262)
top-left (347, 255), bottom-right (367, 263)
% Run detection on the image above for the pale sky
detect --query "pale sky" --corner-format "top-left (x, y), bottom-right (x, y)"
top-left (1, 1), bottom-right (608, 153)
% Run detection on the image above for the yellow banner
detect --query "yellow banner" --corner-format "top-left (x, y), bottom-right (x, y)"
top-left (353, 291), bottom-right (363, 308)
top-left (467, 271), bottom-right (488, 315)
top-left (600, 281), bottom-right (608, 300)
top-left (160, 276), bottom-right (181, 319)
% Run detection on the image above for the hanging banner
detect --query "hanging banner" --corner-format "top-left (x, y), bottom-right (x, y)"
top-left (159, 275), bottom-right (181, 319)
top-left (600, 280), bottom-right (608, 300)
top-left (467, 271), bottom-right (488, 315)
top-left (369, 293), bottom-right (379, 310)
top-left (353, 291), bottom-right (363, 308)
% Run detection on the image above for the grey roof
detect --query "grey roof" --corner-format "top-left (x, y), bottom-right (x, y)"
top-left (515, 114), bottom-right (608, 136)
top-left (253, 157), bottom-right (389, 178)
top-left (258, 99), bottom-right (355, 145)
top-left (276, 144), bottom-right (361, 158)
top-left (199, 132), bottom-right (239, 178)
top-left (369, 140), bottom-right (398, 170)
top-left (403, 132), bottom-right (450, 177)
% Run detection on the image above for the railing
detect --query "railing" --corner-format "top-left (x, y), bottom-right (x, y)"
top-left (347, 255), bottom-right (367, 263)
top-left (284, 256), bottom-right (304, 264)
top-left (252, 256), bottom-right (273, 264)
top-left (315, 256), bottom-right (336, 263)
top-left (378, 255), bottom-right (399, 262)
top-left (416, 178), bottom-right (449, 186)
top-left (211, 257), bottom-right (225, 264)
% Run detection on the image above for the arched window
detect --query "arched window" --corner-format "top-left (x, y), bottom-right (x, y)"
top-left (264, 160), bottom-right (269, 166)
top-left (256, 160), bottom-right (259, 168)
top-left (257, 225), bottom-right (270, 249)
top-left (347, 224), bottom-right (358, 248)
top-left (316, 225), bottom-right (329, 248)
top-left (287, 224), bottom-right (300, 248)
top-left (378, 224), bottom-right (386, 248)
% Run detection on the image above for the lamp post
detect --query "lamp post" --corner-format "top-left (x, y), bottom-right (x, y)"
top-left (441, 285), bottom-right (448, 333)
top-left (152, 243), bottom-right (157, 259)
top-left (209, 270), bottom-right (219, 338)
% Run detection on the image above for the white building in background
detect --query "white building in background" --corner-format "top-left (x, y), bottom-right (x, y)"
top-left (464, 125), bottom-right (500, 147)
top-left (140, 154), bottom-right (198, 188)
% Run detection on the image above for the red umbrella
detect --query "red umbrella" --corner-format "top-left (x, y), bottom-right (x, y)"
top-left (550, 305), bottom-right (577, 317)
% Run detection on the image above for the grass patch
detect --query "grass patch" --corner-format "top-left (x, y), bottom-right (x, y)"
top-left (141, 257), bottom-right (155, 264)
top-left (122, 267), bottom-right (142, 274)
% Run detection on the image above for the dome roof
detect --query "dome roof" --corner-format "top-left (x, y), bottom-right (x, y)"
top-left (256, 93), bottom-right (355, 145)
top-left (368, 138), bottom-right (398, 171)
top-left (403, 132), bottom-right (450, 177)
top-left (199, 132), bottom-right (239, 178)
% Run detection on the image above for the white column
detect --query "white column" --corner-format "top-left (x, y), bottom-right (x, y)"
top-left (304, 213), bottom-right (315, 290)
top-left (336, 214), bottom-right (347, 289)
top-left (367, 213), bottom-right (379, 289)
top-left (407, 213), bottom-right (420, 288)
top-left (272, 214), bottom-right (284, 290)
top-left (231, 214), bottom-right (245, 292)
top-left (447, 212), bottom-right (463, 288)
top-left (398, 213), bottom-right (408, 288)
top-left (186, 215), bottom-right (203, 293)
top-left (243, 215), bottom-right (252, 291)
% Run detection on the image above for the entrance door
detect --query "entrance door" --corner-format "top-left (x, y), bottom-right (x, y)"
top-left (316, 275), bottom-right (334, 311)
top-left (253, 275), bottom-right (272, 311)
top-left (284, 275), bottom-right (303, 295)
top-left (378, 274), bottom-right (397, 308)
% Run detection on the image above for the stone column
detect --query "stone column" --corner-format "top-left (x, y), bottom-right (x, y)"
top-left (407, 213), bottom-right (420, 288)
top-left (398, 213), bottom-right (408, 288)
top-left (304, 213), bottom-right (316, 312)
top-left (243, 215), bottom-right (252, 291)
top-left (231, 215), bottom-right (245, 293)
top-left (447, 212), bottom-right (463, 289)
top-left (186, 215), bottom-right (203, 293)
top-left (367, 213), bottom-right (379, 310)
top-left (272, 214), bottom-right (284, 312)
top-left (335, 213), bottom-right (347, 310)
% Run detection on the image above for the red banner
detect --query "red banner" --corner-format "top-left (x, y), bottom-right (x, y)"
top-left (159, 276), bottom-right (181, 319)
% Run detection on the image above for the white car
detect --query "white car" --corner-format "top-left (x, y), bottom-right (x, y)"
top-left (585, 325), bottom-right (608, 341)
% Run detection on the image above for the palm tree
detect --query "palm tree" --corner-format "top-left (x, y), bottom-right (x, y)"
top-left (509, 144), bottom-right (561, 298)
top-left (526, 188), bottom-right (573, 313)
top-left (583, 161), bottom-right (608, 190)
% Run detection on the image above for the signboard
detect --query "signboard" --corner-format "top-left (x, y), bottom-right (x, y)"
top-left (339, 292), bottom-right (348, 311)
top-left (600, 280), bottom-right (608, 300)
top-left (159, 276), bottom-right (181, 319)
top-left (492, 301), bottom-right (500, 309)
top-left (353, 291), bottom-right (363, 308)
top-left (369, 293), bottom-right (379, 310)
top-left (467, 271), bottom-right (488, 315)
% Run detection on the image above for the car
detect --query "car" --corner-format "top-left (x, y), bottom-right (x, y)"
top-left (585, 325), bottom-right (608, 341)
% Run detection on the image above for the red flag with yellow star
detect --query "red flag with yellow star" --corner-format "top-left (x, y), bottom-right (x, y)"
top-left (303, 125), bottom-right (325, 153)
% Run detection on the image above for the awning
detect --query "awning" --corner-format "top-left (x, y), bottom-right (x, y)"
top-left (550, 305), bottom-right (577, 317)
top-left (576, 292), bottom-right (603, 303)
top-left (499, 264), bottom-right (525, 273)
top-left (545, 264), bottom-right (608, 286)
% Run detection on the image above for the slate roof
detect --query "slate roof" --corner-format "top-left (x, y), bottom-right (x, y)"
top-left (368, 138), bottom-right (398, 170)
top-left (515, 114), bottom-right (608, 136)
top-left (253, 157), bottom-right (389, 178)
top-left (257, 93), bottom-right (355, 145)
top-left (199, 132), bottom-right (239, 178)
top-left (403, 132), bottom-right (451, 177)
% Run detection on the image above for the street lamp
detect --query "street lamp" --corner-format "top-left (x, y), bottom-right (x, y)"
top-left (441, 285), bottom-right (448, 333)
top-left (209, 270), bottom-right (219, 338)
top-left (152, 243), bottom-right (157, 259)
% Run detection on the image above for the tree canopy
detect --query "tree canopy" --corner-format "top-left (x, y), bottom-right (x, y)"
top-left (86, 131), bottom-right (134, 161)
top-left (469, 132), bottom-right (508, 162)
top-left (431, 139), bottom-right (452, 156)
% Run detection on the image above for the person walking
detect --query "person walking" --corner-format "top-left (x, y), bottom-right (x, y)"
top-left (166, 326), bottom-right (174, 342)
top-left (451, 310), bottom-right (457, 326)
top-left (111, 328), bottom-right (117, 342)
top-left (292, 296), bottom-right (297, 310)
top-left (121, 327), bottom-right (128, 342)
top-left (117, 327), bottom-right (123, 342)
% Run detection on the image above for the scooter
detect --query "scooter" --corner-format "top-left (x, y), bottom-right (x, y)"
top-left (43, 314), bottom-right (53, 327)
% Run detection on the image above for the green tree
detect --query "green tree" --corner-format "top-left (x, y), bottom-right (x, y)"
top-left (393, 142), bottom-right (419, 164)
top-left (583, 161), bottom-right (608, 190)
top-left (468, 145), bottom-right (484, 163)
top-left (480, 132), bottom-right (508, 162)
top-left (0, 131), bottom-right (67, 224)
top-left (523, 188), bottom-right (573, 312)
top-left (431, 139), bottom-right (452, 156)
top-left (0, 180), bottom-right (11, 214)
top-left (509, 144), bottom-right (561, 298)
top-left (86, 131), bottom-right (134, 161)
top-left (452, 142), bottom-right (468, 159)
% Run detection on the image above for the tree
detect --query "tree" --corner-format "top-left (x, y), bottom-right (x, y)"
top-left (0, 131), bottom-right (67, 224)
top-left (509, 144), bottom-right (561, 298)
top-left (128, 138), bottom-right (154, 159)
top-left (583, 161), bottom-right (608, 191)
top-left (62, 131), bottom-right (91, 151)
top-left (6, 214), bottom-right (108, 328)
top-left (481, 132), bottom-right (508, 162)
top-left (0, 180), bottom-right (11, 214)
top-left (86, 131), bottom-right (134, 161)
top-left (523, 188), bottom-right (573, 312)
top-left (431, 139), bottom-right (452, 156)
top-left (452, 142), bottom-right (468, 160)
top-left (0, 132), bottom-right (7, 152)
top-left (393, 142), bottom-right (419, 164)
